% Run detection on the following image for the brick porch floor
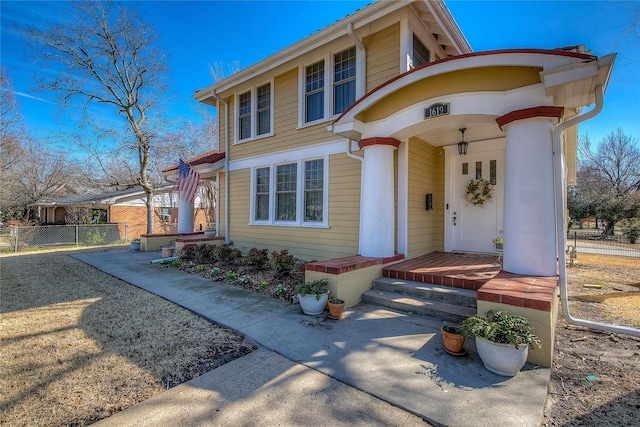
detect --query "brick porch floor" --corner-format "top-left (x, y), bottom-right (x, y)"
top-left (382, 251), bottom-right (502, 291)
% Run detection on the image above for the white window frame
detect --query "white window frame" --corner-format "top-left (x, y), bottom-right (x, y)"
top-left (249, 156), bottom-right (329, 227)
top-left (234, 79), bottom-right (274, 144)
top-left (298, 44), bottom-right (363, 128)
top-left (159, 207), bottom-right (172, 221)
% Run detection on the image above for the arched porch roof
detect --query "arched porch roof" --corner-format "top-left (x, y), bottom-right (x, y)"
top-left (328, 48), bottom-right (613, 146)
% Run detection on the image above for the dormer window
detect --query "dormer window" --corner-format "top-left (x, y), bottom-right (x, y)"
top-left (301, 46), bottom-right (358, 125)
top-left (236, 81), bottom-right (273, 143)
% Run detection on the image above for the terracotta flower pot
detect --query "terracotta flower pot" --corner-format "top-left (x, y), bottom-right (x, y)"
top-left (441, 328), bottom-right (466, 356)
top-left (327, 300), bottom-right (345, 319)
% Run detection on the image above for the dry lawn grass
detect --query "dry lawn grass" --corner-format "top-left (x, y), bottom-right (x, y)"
top-left (543, 254), bottom-right (640, 426)
top-left (0, 249), bottom-right (255, 426)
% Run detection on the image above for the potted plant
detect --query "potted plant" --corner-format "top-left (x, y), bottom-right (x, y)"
top-left (294, 279), bottom-right (330, 315)
top-left (460, 310), bottom-right (541, 376)
top-left (327, 296), bottom-right (345, 319)
top-left (493, 237), bottom-right (504, 250)
top-left (130, 238), bottom-right (141, 252)
top-left (440, 320), bottom-right (465, 355)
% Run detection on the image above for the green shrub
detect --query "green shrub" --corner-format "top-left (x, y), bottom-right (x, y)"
top-left (619, 218), bottom-right (639, 244)
top-left (460, 310), bottom-right (541, 349)
top-left (244, 248), bottom-right (270, 270)
top-left (271, 249), bottom-right (297, 276)
top-left (180, 244), bottom-right (198, 260)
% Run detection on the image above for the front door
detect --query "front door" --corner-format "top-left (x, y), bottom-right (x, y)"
top-left (452, 148), bottom-right (504, 253)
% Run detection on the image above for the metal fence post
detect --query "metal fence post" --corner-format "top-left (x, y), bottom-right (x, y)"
top-left (75, 225), bottom-right (79, 247)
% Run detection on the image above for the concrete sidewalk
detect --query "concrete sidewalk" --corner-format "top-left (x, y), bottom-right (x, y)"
top-left (77, 248), bottom-right (550, 427)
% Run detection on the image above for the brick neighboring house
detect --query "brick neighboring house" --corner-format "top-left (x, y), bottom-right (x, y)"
top-left (34, 186), bottom-right (210, 239)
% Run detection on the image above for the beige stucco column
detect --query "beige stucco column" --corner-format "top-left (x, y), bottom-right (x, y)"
top-left (358, 137), bottom-right (401, 258)
top-left (497, 107), bottom-right (564, 276)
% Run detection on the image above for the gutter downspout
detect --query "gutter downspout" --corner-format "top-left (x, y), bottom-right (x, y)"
top-left (210, 89), bottom-right (232, 245)
top-left (553, 85), bottom-right (639, 336)
top-left (345, 139), bottom-right (363, 162)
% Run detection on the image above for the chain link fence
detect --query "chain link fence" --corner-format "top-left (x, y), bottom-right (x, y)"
top-left (0, 224), bottom-right (171, 253)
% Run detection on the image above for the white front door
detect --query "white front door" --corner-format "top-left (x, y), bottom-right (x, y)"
top-left (451, 148), bottom-right (505, 253)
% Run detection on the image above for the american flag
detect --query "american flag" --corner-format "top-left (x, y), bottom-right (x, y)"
top-left (176, 159), bottom-right (200, 204)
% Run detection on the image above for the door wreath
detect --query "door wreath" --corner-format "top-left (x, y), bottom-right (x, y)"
top-left (465, 178), bottom-right (493, 206)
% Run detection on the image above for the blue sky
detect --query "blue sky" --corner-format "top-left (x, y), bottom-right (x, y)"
top-left (1, 0), bottom-right (639, 145)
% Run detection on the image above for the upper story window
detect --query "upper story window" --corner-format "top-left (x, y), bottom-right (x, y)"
top-left (412, 34), bottom-right (430, 68)
top-left (305, 60), bottom-right (325, 122)
top-left (333, 47), bottom-right (356, 115)
top-left (236, 81), bottom-right (273, 143)
top-left (301, 46), bottom-right (358, 126)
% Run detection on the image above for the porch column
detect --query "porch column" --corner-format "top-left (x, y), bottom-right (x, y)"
top-left (497, 107), bottom-right (563, 276)
top-left (177, 198), bottom-right (194, 234)
top-left (358, 137), bottom-right (401, 258)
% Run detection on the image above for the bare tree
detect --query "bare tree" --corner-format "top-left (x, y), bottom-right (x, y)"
top-left (576, 129), bottom-right (640, 234)
top-left (23, 0), bottom-right (169, 233)
top-left (0, 66), bottom-right (26, 172)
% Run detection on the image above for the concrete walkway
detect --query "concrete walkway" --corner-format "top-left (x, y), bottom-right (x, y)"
top-left (76, 248), bottom-right (550, 427)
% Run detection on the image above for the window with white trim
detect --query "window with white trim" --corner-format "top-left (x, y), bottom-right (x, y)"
top-left (412, 34), bottom-right (430, 68)
top-left (159, 207), bottom-right (172, 221)
top-left (305, 60), bottom-right (324, 122)
top-left (276, 163), bottom-right (297, 221)
top-left (301, 46), bottom-right (357, 125)
top-left (254, 167), bottom-right (270, 221)
top-left (333, 47), bottom-right (356, 115)
top-left (236, 81), bottom-right (273, 142)
top-left (250, 158), bottom-right (327, 226)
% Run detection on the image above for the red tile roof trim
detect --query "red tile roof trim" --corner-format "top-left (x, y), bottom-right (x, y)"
top-left (495, 106), bottom-right (565, 131)
top-left (162, 151), bottom-right (225, 172)
top-left (358, 137), bottom-right (401, 149)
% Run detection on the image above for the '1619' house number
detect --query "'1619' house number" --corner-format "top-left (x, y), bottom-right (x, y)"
top-left (424, 102), bottom-right (450, 119)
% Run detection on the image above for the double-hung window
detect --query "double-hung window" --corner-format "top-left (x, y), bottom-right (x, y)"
top-left (251, 158), bottom-right (327, 226)
top-left (305, 61), bottom-right (324, 122)
top-left (276, 163), bottom-right (297, 221)
top-left (333, 47), bottom-right (356, 115)
top-left (254, 167), bottom-right (270, 221)
top-left (301, 46), bottom-right (357, 125)
top-left (236, 81), bottom-right (272, 142)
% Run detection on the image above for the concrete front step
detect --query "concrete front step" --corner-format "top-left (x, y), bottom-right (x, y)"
top-left (362, 277), bottom-right (478, 323)
top-left (372, 277), bottom-right (478, 308)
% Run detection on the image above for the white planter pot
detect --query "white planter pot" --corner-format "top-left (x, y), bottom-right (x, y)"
top-left (297, 292), bottom-right (329, 315)
top-left (475, 336), bottom-right (529, 376)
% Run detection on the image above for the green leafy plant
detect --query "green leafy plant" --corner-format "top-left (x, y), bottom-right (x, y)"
top-left (244, 248), bottom-right (270, 270)
top-left (329, 296), bottom-right (344, 304)
top-left (209, 267), bottom-right (220, 276)
top-left (294, 279), bottom-right (329, 300)
top-left (259, 281), bottom-right (268, 289)
top-left (441, 319), bottom-right (461, 334)
top-left (271, 249), bottom-right (297, 276)
top-left (240, 276), bottom-right (252, 284)
top-left (185, 262), bottom-right (195, 269)
top-left (225, 271), bottom-right (237, 281)
top-left (170, 259), bottom-right (181, 267)
top-left (493, 237), bottom-right (504, 244)
top-left (460, 310), bottom-right (541, 349)
top-left (275, 284), bottom-right (287, 297)
top-left (196, 264), bottom-right (206, 272)
top-left (619, 218), bottom-right (639, 244)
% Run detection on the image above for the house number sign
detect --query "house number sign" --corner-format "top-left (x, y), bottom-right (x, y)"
top-left (424, 102), bottom-right (450, 119)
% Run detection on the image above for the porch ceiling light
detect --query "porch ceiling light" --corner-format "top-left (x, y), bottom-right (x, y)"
top-left (457, 128), bottom-right (468, 156)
